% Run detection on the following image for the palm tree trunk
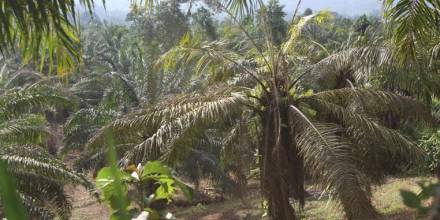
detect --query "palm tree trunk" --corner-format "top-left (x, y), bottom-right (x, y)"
top-left (281, 101), bottom-right (305, 206)
top-left (260, 92), bottom-right (304, 220)
top-left (261, 107), bottom-right (295, 220)
top-left (338, 179), bottom-right (380, 220)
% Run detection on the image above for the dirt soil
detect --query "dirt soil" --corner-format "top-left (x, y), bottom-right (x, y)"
top-left (68, 176), bottom-right (431, 220)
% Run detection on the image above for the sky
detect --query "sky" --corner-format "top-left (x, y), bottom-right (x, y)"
top-left (94, 0), bottom-right (383, 17)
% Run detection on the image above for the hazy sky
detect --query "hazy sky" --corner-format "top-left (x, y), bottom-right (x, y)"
top-left (95, 0), bottom-right (382, 16)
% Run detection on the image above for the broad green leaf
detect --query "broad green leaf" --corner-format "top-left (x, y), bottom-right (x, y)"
top-left (141, 161), bottom-right (172, 179)
top-left (96, 167), bottom-right (130, 201)
top-left (103, 130), bottom-right (131, 220)
top-left (155, 177), bottom-right (175, 201)
top-left (0, 161), bottom-right (28, 220)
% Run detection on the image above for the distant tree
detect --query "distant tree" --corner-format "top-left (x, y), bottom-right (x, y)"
top-left (354, 15), bottom-right (371, 34)
top-left (303, 8), bottom-right (313, 16)
top-left (192, 7), bottom-right (218, 40)
top-left (258, 0), bottom-right (288, 46)
top-left (155, 1), bottom-right (190, 50)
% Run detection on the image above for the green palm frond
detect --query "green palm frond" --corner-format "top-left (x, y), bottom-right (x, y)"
top-left (0, 0), bottom-right (99, 74)
top-left (304, 97), bottom-right (423, 163)
top-left (124, 90), bottom-right (246, 163)
top-left (295, 122), bottom-right (379, 219)
top-left (0, 144), bottom-right (92, 218)
top-left (69, 77), bottom-right (108, 106)
top-left (283, 11), bottom-right (333, 54)
top-left (69, 72), bottom-right (139, 109)
top-left (0, 114), bottom-right (50, 145)
top-left (63, 108), bottom-right (117, 153)
top-left (85, 87), bottom-right (247, 165)
top-left (431, 41), bottom-right (440, 63)
top-left (157, 33), bottom-right (255, 83)
top-left (74, 143), bottom-right (133, 172)
top-left (310, 88), bottom-right (433, 123)
top-left (17, 175), bottom-right (72, 220)
top-left (303, 29), bottom-right (440, 103)
top-left (305, 44), bottom-right (394, 89)
top-left (224, 0), bottom-right (263, 18)
top-left (100, 72), bottom-right (139, 109)
top-left (0, 145), bottom-right (90, 187)
top-left (3, 70), bottom-right (43, 89)
top-left (20, 194), bottom-right (55, 219)
top-left (136, 0), bottom-right (262, 18)
top-left (0, 86), bottom-right (74, 120)
top-left (87, 87), bottom-right (243, 148)
top-left (384, 0), bottom-right (440, 61)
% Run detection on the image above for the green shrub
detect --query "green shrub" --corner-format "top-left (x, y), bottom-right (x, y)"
top-left (96, 161), bottom-right (192, 219)
top-left (419, 129), bottom-right (440, 172)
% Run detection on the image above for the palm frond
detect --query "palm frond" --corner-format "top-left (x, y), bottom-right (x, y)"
top-left (3, 70), bottom-right (43, 89)
top-left (384, 0), bottom-right (440, 61)
top-left (305, 44), bottom-right (394, 89)
top-left (86, 86), bottom-right (245, 149)
top-left (0, 114), bottom-right (50, 145)
top-left (0, 86), bottom-right (74, 120)
top-left (16, 174), bottom-right (72, 220)
top-left (283, 11), bottom-right (333, 54)
top-left (157, 33), bottom-right (256, 83)
top-left (0, 145), bottom-right (91, 187)
top-left (294, 122), bottom-right (379, 219)
top-left (0, 0), bottom-right (99, 74)
top-left (310, 88), bottom-right (433, 123)
top-left (176, 129), bottom-right (241, 191)
top-left (20, 194), bottom-right (55, 220)
top-left (303, 97), bottom-right (423, 165)
top-left (123, 90), bottom-right (247, 163)
top-left (63, 108), bottom-right (117, 153)
top-left (136, 0), bottom-right (262, 18)
top-left (74, 143), bottom-right (134, 172)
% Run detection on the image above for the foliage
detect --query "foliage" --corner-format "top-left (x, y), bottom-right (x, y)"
top-left (191, 7), bottom-right (218, 41)
top-left (1, 0), bottom-right (440, 220)
top-left (0, 161), bottom-right (28, 219)
top-left (257, 0), bottom-right (288, 46)
top-left (383, 0), bottom-right (440, 62)
top-left (419, 129), bottom-right (440, 172)
top-left (0, 84), bottom-right (92, 219)
top-left (0, 0), bottom-right (99, 74)
top-left (96, 161), bottom-right (192, 219)
top-left (83, 3), bottom-right (433, 218)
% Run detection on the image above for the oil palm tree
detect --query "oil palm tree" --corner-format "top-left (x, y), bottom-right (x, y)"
top-left (62, 71), bottom-right (140, 156)
top-left (0, 84), bottom-right (92, 219)
top-left (84, 2), bottom-right (432, 219)
top-left (67, 79), bottom-right (249, 192)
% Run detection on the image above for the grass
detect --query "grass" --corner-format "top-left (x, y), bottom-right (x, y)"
top-left (173, 176), bottom-right (434, 220)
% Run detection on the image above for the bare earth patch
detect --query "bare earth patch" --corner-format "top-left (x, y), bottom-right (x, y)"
top-left (69, 176), bottom-right (433, 220)
top-left (67, 184), bottom-right (109, 220)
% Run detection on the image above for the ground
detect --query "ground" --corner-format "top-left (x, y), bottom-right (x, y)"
top-left (69, 176), bottom-right (433, 220)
